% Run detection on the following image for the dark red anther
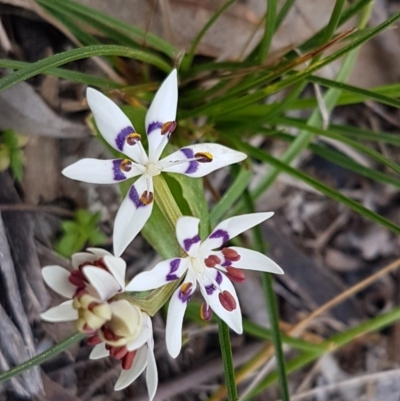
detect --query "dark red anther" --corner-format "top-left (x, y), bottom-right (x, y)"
top-left (204, 255), bottom-right (221, 268)
top-left (221, 248), bottom-right (241, 262)
top-left (126, 133), bottom-right (141, 146)
top-left (120, 159), bottom-right (133, 172)
top-left (161, 121), bottom-right (177, 136)
top-left (218, 290), bottom-right (237, 312)
top-left (226, 266), bottom-right (245, 284)
top-left (180, 282), bottom-right (193, 298)
top-left (69, 270), bottom-right (87, 288)
top-left (194, 152), bottom-right (213, 163)
top-left (86, 335), bottom-right (102, 346)
top-left (140, 190), bottom-right (154, 205)
top-left (110, 345), bottom-right (128, 360)
top-left (88, 302), bottom-right (100, 312)
top-left (122, 350), bottom-right (137, 370)
top-left (200, 302), bottom-right (212, 321)
top-left (93, 258), bottom-right (108, 270)
top-left (102, 327), bottom-right (120, 342)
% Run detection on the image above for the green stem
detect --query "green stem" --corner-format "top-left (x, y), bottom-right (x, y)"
top-left (0, 332), bottom-right (85, 384)
top-left (243, 190), bottom-right (290, 400)
top-left (257, 0), bottom-right (277, 63)
top-left (218, 318), bottom-right (239, 401)
top-left (153, 174), bottom-right (183, 230)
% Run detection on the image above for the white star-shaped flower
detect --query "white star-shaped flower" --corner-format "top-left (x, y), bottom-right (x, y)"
top-left (125, 213), bottom-right (284, 358)
top-left (88, 300), bottom-right (157, 396)
top-left (62, 69), bottom-right (247, 256)
top-left (40, 248), bottom-right (126, 332)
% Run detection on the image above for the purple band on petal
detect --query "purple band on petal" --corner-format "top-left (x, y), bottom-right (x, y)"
top-left (205, 283), bottom-right (215, 295)
top-left (178, 289), bottom-right (192, 303)
top-left (183, 235), bottom-right (201, 252)
top-left (221, 259), bottom-right (232, 267)
top-left (166, 258), bottom-right (180, 281)
top-left (209, 229), bottom-right (230, 245)
top-left (128, 185), bottom-right (145, 209)
top-left (112, 159), bottom-right (126, 181)
top-left (115, 126), bottom-right (135, 151)
top-left (180, 148), bottom-right (199, 175)
top-left (147, 121), bottom-right (163, 135)
top-left (216, 271), bottom-right (222, 285)
top-left (206, 271), bottom-right (223, 295)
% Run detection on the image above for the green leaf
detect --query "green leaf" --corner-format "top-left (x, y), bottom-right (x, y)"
top-left (233, 139), bottom-right (400, 235)
top-left (0, 44), bottom-right (172, 93)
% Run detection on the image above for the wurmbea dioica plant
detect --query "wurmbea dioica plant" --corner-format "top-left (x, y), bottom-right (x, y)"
top-left (62, 69), bottom-right (247, 256)
top-left (35, 69), bottom-right (285, 399)
top-left (126, 213), bottom-right (284, 358)
top-left (41, 248), bottom-right (158, 396)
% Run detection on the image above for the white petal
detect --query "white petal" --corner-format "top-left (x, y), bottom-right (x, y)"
top-left (227, 247), bottom-right (284, 274)
top-left (145, 70), bottom-right (178, 162)
top-left (201, 212), bottom-right (274, 251)
top-left (42, 266), bottom-right (76, 298)
top-left (71, 252), bottom-right (96, 269)
top-left (86, 88), bottom-right (148, 164)
top-left (166, 271), bottom-right (197, 358)
top-left (103, 255), bottom-right (126, 290)
top-left (82, 266), bottom-right (121, 301)
top-left (176, 216), bottom-right (201, 254)
top-left (40, 300), bottom-right (78, 322)
top-left (146, 347), bottom-right (158, 401)
top-left (126, 326), bottom-right (152, 351)
top-left (114, 346), bottom-right (148, 391)
top-left (200, 270), bottom-right (242, 334)
top-left (86, 248), bottom-right (112, 257)
top-left (113, 175), bottom-right (154, 257)
top-left (62, 158), bottom-right (144, 184)
top-left (125, 257), bottom-right (189, 292)
top-left (160, 143), bottom-right (247, 178)
top-left (89, 342), bottom-right (110, 359)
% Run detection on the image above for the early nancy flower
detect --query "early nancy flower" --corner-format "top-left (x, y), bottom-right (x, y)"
top-left (126, 213), bottom-right (284, 358)
top-left (88, 300), bottom-right (157, 396)
top-left (62, 70), bottom-right (247, 256)
top-left (41, 248), bottom-right (125, 333)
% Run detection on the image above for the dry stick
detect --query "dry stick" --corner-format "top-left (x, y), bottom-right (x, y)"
top-left (285, 368), bottom-right (400, 401)
top-left (210, 257), bottom-right (400, 401)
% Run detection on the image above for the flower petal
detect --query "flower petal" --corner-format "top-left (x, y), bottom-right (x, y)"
top-left (126, 325), bottom-right (152, 351)
top-left (113, 175), bottom-right (154, 257)
top-left (40, 300), bottom-right (78, 322)
top-left (114, 345), bottom-right (148, 391)
top-left (160, 143), bottom-right (246, 178)
top-left (86, 88), bottom-right (148, 164)
top-left (201, 212), bottom-right (274, 251)
top-left (103, 255), bottom-right (126, 290)
top-left (89, 342), bottom-right (110, 359)
top-left (42, 266), bottom-right (76, 298)
top-left (145, 70), bottom-right (178, 162)
top-left (87, 248), bottom-right (112, 257)
top-left (82, 266), bottom-right (121, 301)
top-left (62, 158), bottom-right (144, 184)
top-left (199, 270), bottom-right (242, 334)
top-left (166, 270), bottom-right (197, 358)
top-left (126, 257), bottom-right (189, 292)
top-left (225, 247), bottom-right (284, 274)
top-left (71, 251), bottom-right (97, 269)
top-left (146, 346), bottom-right (158, 401)
top-left (176, 216), bottom-right (201, 254)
